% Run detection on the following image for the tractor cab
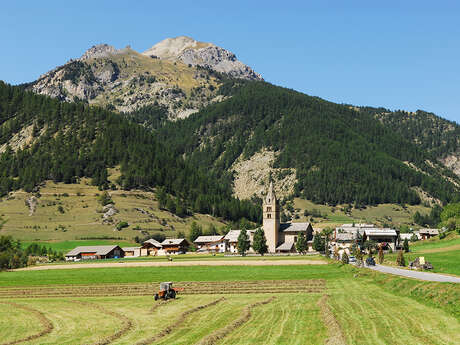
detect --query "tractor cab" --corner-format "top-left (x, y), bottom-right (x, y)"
top-left (154, 281), bottom-right (179, 300)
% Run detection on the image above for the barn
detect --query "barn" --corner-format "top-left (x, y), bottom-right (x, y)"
top-left (65, 245), bottom-right (124, 261)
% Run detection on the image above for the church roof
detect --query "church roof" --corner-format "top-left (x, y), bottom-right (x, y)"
top-left (280, 222), bottom-right (312, 232)
top-left (276, 241), bottom-right (295, 251)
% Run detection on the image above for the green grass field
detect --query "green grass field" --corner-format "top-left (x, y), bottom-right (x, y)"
top-left (384, 233), bottom-right (460, 276)
top-left (1, 263), bottom-right (459, 345)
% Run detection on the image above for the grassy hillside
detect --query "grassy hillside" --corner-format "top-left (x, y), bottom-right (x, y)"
top-left (0, 178), bottom-right (225, 243)
top-left (384, 232), bottom-right (460, 276)
top-left (293, 198), bottom-right (430, 228)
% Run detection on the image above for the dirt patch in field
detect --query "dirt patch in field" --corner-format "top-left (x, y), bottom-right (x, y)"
top-left (317, 294), bottom-right (346, 345)
top-left (17, 259), bottom-right (327, 271)
top-left (0, 280), bottom-right (325, 299)
top-left (135, 297), bottom-right (225, 345)
top-left (0, 301), bottom-right (54, 345)
top-left (196, 296), bottom-right (276, 345)
top-left (73, 300), bottom-right (133, 345)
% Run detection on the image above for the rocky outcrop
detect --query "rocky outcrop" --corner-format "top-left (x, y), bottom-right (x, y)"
top-left (143, 36), bottom-right (263, 81)
top-left (79, 44), bottom-right (118, 61)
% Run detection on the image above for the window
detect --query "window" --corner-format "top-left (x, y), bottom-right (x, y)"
top-left (267, 214), bottom-right (271, 219)
top-left (267, 207), bottom-right (272, 212)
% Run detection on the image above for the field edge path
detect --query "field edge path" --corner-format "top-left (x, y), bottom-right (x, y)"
top-left (16, 259), bottom-right (327, 271)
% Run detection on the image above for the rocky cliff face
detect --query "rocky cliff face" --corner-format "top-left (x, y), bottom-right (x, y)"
top-left (143, 36), bottom-right (263, 81)
top-left (29, 37), bottom-right (262, 118)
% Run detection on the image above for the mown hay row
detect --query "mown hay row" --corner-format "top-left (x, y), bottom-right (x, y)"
top-left (135, 297), bottom-right (225, 345)
top-left (0, 301), bottom-right (54, 345)
top-left (72, 300), bottom-right (133, 345)
top-left (0, 280), bottom-right (325, 298)
top-left (316, 294), bottom-right (346, 345)
top-left (196, 296), bottom-right (277, 345)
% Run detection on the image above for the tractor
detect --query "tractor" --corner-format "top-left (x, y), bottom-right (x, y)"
top-left (154, 282), bottom-right (181, 300)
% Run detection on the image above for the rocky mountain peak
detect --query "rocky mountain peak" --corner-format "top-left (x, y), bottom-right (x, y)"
top-left (143, 36), bottom-right (263, 81)
top-left (79, 44), bottom-right (118, 60)
top-left (142, 36), bottom-right (211, 59)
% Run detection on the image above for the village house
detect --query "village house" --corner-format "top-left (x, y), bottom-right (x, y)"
top-left (161, 238), bottom-right (190, 254)
top-left (223, 230), bottom-right (256, 253)
top-left (363, 228), bottom-right (398, 251)
top-left (140, 239), bottom-right (163, 256)
top-left (194, 235), bottom-right (226, 253)
top-left (419, 228), bottom-right (439, 240)
top-left (65, 245), bottom-right (124, 261)
top-left (122, 247), bottom-right (141, 257)
top-left (332, 224), bottom-right (399, 252)
top-left (263, 182), bottom-right (314, 254)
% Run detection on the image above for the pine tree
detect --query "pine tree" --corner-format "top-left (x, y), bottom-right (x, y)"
top-left (237, 229), bottom-right (250, 256)
top-left (295, 232), bottom-right (308, 254)
top-left (252, 228), bottom-right (268, 256)
top-left (312, 234), bottom-right (324, 252)
top-left (403, 238), bottom-right (410, 253)
top-left (189, 222), bottom-right (202, 242)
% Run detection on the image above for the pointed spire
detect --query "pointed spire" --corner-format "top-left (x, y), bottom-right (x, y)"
top-left (265, 181), bottom-right (276, 204)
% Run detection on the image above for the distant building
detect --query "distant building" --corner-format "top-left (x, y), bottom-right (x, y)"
top-left (262, 182), bottom-right (314, 253)
top-left (223, 230), bottom-right (256, 253)
top-left (332, 224), bottom-right (399, 251)
top-left (161, 238), bottom-right (190, 254)
top-left (65, 245), bottom-right (124, 261)
top-left (194, 235), bottom-right (226, 253)
top-left (141, 239), bottom-right (163, 256)
top-left (419, 228), bottom-right (439, 240)
top-left (122, 247), bottom-right (141, 257)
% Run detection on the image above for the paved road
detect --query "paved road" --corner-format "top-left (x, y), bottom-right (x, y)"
top-left (366, 264), bottom-right (460, 283)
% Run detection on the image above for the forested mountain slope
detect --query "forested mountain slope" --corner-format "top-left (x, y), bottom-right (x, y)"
top-left (157, 81), bottom-right (460, 206)
top-left (366, 108), bottom-right (460, 177)
top-left (0, 81), bottom-right (260, 223)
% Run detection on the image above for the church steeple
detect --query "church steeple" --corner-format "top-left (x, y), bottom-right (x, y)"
top-left (263, 181), bottom-right (280, 253)
top-left (265, 181), bottom-right (277, 205)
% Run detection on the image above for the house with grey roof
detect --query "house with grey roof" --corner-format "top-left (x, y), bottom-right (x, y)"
top-left (65, 245), bottom-right (124, 261)
top-left (419, 228), bottom-right (439, 240)
top-left (141, 238), bottom-right (163, 256)
top-left (122, 247), bottom-right (141, 257)
top-left (194, 235), bottom-right (226, 253)
top-left (223, 230), bottom-right (256, 253)
top-left (161, 238), bottom-right (189, 254)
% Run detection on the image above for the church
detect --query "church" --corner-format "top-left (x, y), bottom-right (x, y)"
top-left (263, 182), bottom-right (314, 253)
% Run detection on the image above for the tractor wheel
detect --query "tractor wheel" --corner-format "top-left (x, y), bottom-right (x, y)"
top-left (169, 290), bottom-right (176, 299)
top-left (154, 294), bottom-right (159, 301)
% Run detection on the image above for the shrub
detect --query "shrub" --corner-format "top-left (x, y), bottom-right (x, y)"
top-left (57, 205), bottom-right (65, 214)
top-left (98, 191), bottom-right (113, 206)
top-left (341, 252), bottom-right (349, 264)
top-left (116, 221), bottom-right (129, 230)
top-left (378, 246), bottom-right (384, 264)
top-left (396, 250), bottom-right (406, 266)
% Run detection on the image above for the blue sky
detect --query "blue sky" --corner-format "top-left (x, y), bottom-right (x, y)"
top-left (1, 1), bottom-right (459, 122)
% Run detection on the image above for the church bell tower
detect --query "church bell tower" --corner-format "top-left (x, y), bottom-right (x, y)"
top-left (263, 182), bottom-right (280, 253)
